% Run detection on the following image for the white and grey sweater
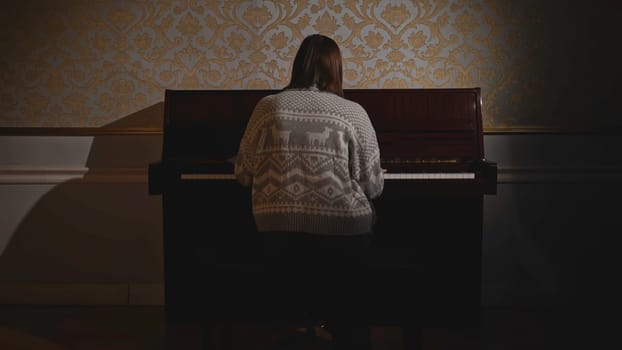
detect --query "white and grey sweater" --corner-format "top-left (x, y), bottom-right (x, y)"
top-left (234, 88), bottom-right (384, 235)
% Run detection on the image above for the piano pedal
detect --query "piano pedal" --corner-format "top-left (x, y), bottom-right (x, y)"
top-left (270, 324), bottom-right (332, 349)
top-left (293, 321), bottom-right (332, 341)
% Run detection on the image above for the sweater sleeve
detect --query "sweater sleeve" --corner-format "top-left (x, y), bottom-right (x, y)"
top-left (349, 105), bottom-right (384, 200)
top-left (234, 97), bottom-right (270, 187)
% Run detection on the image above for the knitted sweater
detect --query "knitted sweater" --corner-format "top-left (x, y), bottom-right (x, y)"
top-left (234, 88), bottom-right (384, 235)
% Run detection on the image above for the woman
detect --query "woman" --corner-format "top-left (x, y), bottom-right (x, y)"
top-left (234, 34), bottom-right (384, 350)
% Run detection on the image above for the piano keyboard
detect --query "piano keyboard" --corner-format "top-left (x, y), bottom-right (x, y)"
top-left (179, 172), bottom-right (476, 180)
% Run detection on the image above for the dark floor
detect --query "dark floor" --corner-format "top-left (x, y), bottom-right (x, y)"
top-left (0, 306), bottom-right (621, 350)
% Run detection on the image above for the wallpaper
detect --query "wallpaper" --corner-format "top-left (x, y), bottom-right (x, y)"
top-left (0, 0), bottom-right (617, 129)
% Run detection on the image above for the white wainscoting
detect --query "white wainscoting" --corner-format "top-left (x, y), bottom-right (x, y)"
top-left (0, 135), bottom-right (163, 305)
top-left (1, 133), bottom-right (621, 308)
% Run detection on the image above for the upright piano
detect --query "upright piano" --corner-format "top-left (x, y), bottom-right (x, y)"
top-left (149, 88), bottom-right (497, 342)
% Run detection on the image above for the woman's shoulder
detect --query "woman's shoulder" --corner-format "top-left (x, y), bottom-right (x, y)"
top-left (340, 96), bottom-right (366, 113)
top-left (269, 89), bottom-right (367, 119)
top-left (327, 93), bottom-right (368, 117)
top-left (257, 92), bottom-right (278, 104)
top-left (252, 93), bottom-right (280, 112)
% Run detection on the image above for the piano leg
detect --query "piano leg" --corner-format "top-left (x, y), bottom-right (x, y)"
top-left (164, 321), bottom-right (205, 350)
top-left (402, 324), bottom-right (424, 350)
top-left (462, 327), bottom-right (482, 350)
top-left (401, 326), bottom-right (482, 350)
top-left (164, 320), bottom-right (233, 350)
top-left (200, 322), bottom-right (233, 350)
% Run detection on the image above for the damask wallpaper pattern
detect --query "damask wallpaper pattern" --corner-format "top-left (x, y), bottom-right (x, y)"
top-left (0, 0), bottom-right (616, 128)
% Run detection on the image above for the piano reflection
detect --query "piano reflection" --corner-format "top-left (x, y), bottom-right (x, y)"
top-left (149, 88), bottom-right (497, 332)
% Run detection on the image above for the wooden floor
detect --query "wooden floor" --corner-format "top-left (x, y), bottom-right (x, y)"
top-left (0, 306), bottom-right (621, 349)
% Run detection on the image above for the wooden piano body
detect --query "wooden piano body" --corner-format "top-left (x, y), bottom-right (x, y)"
top-left (149, 88), bottom-right (497, 329)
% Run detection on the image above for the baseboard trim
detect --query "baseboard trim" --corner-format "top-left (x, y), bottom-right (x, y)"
top-left (498, 166), bottom-right (622, 183)
top-left (0, 282), bottom-right (164, 305)
top-left (0, 167), bottom-right (147, 184)
top-left (0, 167), bottom-right (89, 184)
top-left (497, 167), bottom-right (622, 184)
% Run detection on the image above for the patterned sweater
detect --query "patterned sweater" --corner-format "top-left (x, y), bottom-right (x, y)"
top-left (234, 88), bottom-right (384, 235)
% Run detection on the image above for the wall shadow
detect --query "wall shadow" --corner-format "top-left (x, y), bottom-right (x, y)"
top-left (0, 103), bottom-right (165, 287)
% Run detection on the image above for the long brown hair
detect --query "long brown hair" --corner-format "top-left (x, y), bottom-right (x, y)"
top-left (285, 34), bottom-right (343, 97)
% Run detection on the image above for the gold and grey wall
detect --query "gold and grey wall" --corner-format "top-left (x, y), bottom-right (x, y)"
top-left (1, 0), bottom-right (618, 130)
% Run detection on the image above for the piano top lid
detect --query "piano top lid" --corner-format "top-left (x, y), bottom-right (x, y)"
top-left (160, 88), bottom-right (485, 161)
